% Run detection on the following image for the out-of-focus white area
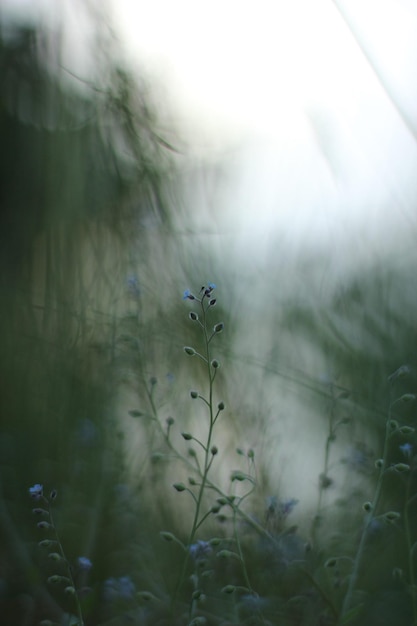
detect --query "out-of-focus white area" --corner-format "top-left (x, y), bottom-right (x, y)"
top-left (110, 0), bottom-right (417, 264)
top-left (3, 0), bottom-right (417, 256)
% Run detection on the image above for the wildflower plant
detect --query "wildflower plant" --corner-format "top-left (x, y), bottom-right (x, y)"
top-left (28, 484), bottom-right (87, 626)
top-left (335, 366), bottom-right (417, 624)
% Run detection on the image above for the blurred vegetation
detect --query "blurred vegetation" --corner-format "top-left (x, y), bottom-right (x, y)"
top-left (1, 5), bottom-right (417, 626)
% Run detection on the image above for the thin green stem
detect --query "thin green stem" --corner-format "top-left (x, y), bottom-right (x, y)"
top-left (339, 397), bottom-right (396, 622)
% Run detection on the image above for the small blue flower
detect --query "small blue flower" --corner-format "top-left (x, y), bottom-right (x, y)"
top-left (103, 576), bottom-right (136, 602)
top-left (126, 275), bottom-right (140, 298)
top-left (207, 282), bottom-right (216, 290)
top-left (400, 443), bottom-right (413, 458)
top-left (29, 484), bottom-right (43, 499)
top-left (189, 540), bottom-right (212, 561)
top-left (77, 556), bottom-right (93, 571)
top-left (183, 289), bottom-right (194, 300)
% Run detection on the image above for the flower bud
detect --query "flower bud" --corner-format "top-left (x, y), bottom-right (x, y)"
top-left (248, 449), bottom-right (255, 459)
top-left (222, 585), bottom-right (236, 594)
top-left (190, 390), bottom-right (199, 399)
top-left (149, 376), bottom-right (157, 386)
top-left (400, 394), bottom-right (416, 403)
top-left (47, 575), bottom-right (63, 584)
top-left (189, 311), bottom-right (198, 321)
top-left (173, 483), bottom-right (186, 492)
top-left (210, 445), bottom-right (218, 455)
top-left (375, 458), bottom-right (384, 469)
top-left (211, 504), bottom-right (221, 514)
top-left (48, 552), bottom-right (62, 561)
top-left (363, 501), bottom-right (373, 512)
top-left (231, 471), bottom-right (246, 482)
top-left (50, 490), bottom-right (57, 500)
top-left (166, 416), bottom-right (175, 426)
top-left (217, 550), bottom-right (240, 560)
top-left (160, 531), bottom-right (176, 542)
top-left (393, 463), bottom-right (410, 472)
top-left (209, 298), bottom-right (217, 307)
top-left (399, 426), bottom-right (414, 435)
top-left (181, 432), bottom-right (193, 440)
top-left (188, 476), bottom-right (197, 485)
top-left (218, 401), bottom-right (225, 411)
top-left (37, 521), bottom-right (52, 530)
top-left (324, 558), bottom-right (337, 568)
top-left (213, 322), bottom-right (224, 333)
top-left (64, 586), bottom-right (76, 595)
top-left (184, 346), bottom-right (196, 356)
top-left (384, 511), bottom-right (401, 522)
top-left (211, 359), bottom-right (220, 369)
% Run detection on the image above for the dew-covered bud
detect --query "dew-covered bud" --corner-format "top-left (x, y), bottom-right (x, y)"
top-left (375, 458), bottom-right (384, 469)
top-left (363, 501), bottom-right (373, 512)
top-left (48, 552), bottom-right (62, 561)
top-left (173, 483), bottom-right (186, 492)
top-left (181, 432), bottom-right (193, 440)
top-left (218, 401), bottom-right (225, 411)
top-left (189, 311), bottom-right (198, 321)
top-left (64, 586), bottom-right (76, 595)
top-left (211, 359), bottom-right (220, 369)
top-left (210, 445), bottom-right (218, 455)
top-left (184, 346), bottom-right (196, 356)
top-left (190, 390), bottom-right (199, 399)
top-left (222, 585), bottom-right (236, 594)
top-left (213, 322), bottom-right (224, 333)
top-left (37, 521), bottom-right (52, 530)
